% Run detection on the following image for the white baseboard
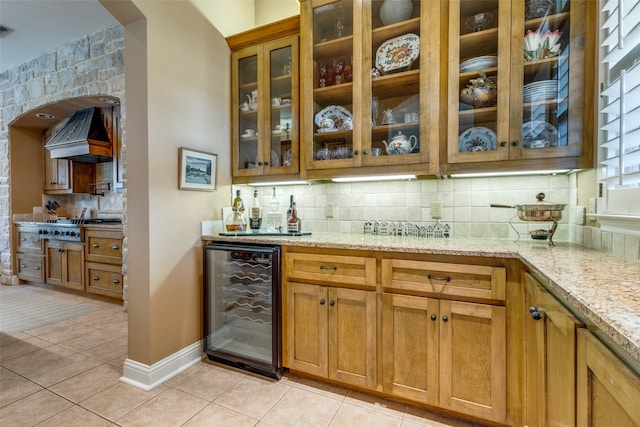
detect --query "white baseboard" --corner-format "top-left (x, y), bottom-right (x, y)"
top-left (120, 341), bottom-right (202, 391)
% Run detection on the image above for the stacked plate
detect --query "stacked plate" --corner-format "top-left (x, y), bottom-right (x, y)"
top-left (459, 55), bottom-right (497, 73)
top-left (523, 80), bottom-right (558, 103)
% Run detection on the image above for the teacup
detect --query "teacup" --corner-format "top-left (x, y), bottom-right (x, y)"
top-left (272, 97), bottom-right (282, 106)
top-left (240, 102), bottom-right (250, 112)
top-left (243, 129), bottom-right (256, 137)
top-left (370, 148), bottom-right (382, 157)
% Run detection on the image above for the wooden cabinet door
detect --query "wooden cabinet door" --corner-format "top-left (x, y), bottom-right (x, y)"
top-left (285, 282), bottom-right (328, 376)
top-left (382, 293), bottom-right (439, 405)
top-left (577, 330), bottom-right (640, 427)
top-left (43, 148), bottom-right (70, 192)
top-left (524, 273), bottom-right (583, 427)
top-left (64, 242), bottom-right (84, 291)
top-left (439, 300), bottom-right (506, 423)
top-left (328, 287), bottom-right (376, 388)
top-left (45, 241), bottom-right (84, 290)
top-left (46, 241), bottom-right (64, 286)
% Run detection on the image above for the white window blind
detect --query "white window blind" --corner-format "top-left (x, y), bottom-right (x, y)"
top-left (599, 0), bottom-right (640, 215)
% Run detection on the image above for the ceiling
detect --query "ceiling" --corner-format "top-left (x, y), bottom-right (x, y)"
top-left (0, 0), bottom-right (118, 73)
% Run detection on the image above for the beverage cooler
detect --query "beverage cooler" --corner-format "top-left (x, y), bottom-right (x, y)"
top-left (203, 242), bottom-right (282, 379)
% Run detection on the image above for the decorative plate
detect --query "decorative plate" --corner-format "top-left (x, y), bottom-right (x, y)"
top-left (314, 105), bottom-right (353, 130)
top-left (522, 121), bottom-right (558, 148)
top-left (458, 127), bottom-right (497, 152)
top-left (375, 33), bottom-right (420, 74)
top-left (283, 148), bottom-right (292, 167)
top-left (270, 150), bottom-right (280, 167)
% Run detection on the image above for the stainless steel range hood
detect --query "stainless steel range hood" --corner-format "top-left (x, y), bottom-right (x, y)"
top-left (45, 107), bottom-right (113, 163)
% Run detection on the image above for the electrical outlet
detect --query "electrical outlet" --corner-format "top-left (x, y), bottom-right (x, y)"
top-left (325, 202), bottom-right (334, 218)
top-left (588, 197), bottom-right (597, 214)
top-left (430, 201), bottom-right (443, 219)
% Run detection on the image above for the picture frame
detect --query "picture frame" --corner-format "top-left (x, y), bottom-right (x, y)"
top-left (179, 147), bottom-right (217, 191)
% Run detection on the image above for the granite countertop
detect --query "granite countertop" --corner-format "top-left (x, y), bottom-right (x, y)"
top-left (203, 232), bottom-right (640, 367)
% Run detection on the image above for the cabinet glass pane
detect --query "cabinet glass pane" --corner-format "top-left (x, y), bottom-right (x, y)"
top-left (457, 0), bottom-right (499, 154)
top-left (238, 55), bottom-right (259, 171)
top-left (521, 0), bottom-right (571, 150)
top-left (370, 0), bottom-right (421, 157)
top-left (311, 0), bottom-right (354, 163)
top-left (270, 46), bottom-right (293, 169)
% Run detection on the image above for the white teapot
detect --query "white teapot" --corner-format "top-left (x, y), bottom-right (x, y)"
top-left (247, 89), bottom-right (258, 110)
top-left (382, 131), bottom-right (417, 155)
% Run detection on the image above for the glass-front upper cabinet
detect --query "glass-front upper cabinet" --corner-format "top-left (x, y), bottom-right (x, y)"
top-left (446, 0), bottom-right (595, 171)
top-left (303, 0), bottom-right (357, 170)
top-left (231, 34), bottom-right (299, 180)
top-left (301, 0), bottom-right (439, 174)
top-left (365, 0), bottom-right (433, 167)
top-left (447, 0), bottom-right (510, 164)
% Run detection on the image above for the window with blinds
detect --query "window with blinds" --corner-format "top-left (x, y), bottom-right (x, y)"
top-left (599, 0), bottom-right (640, 215)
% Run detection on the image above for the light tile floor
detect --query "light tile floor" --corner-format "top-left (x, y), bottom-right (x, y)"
top-left (0, 285), bottom-right (486, 426)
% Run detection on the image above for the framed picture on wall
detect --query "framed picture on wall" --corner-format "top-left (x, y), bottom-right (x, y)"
top-left (179, 147), bottom-right (217, 191)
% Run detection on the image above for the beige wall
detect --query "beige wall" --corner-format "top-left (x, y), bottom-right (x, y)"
top-left (104, 0), bottom-right (232, 365)
top-left (192, 0), bottom-right (299, 36)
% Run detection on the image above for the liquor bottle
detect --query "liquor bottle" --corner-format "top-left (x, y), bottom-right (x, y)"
top-left (266, 187), bottom-right (283, 233)
top-left (249, 190), bottom-right (262, 232)
top-left (286, 195), bottom-right (294, 219)
top-left (287, 201), bottom-right (302, 233)
top-left (225, 190), bottom-right (247, 232)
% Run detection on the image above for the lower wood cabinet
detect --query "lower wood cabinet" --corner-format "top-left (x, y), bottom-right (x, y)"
top-left (285, 281), bottom-right (377, 389)
top-left (523, 273), bottom-right (584, 427)
top-left (86, 262), bottom-right (123, 299)
top-left (382, 293), bottom-right (506, 423)
top-left (45, 240), bottom-right (84, 291)
top-left (17, 253), bottom-right (44, 282)
top-left (576, 329), bottom-right (640, 426)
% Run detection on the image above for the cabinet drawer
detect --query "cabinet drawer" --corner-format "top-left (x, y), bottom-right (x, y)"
top-left (381, 259), bottom-right (505, 301)
top-left (17, 253), bottom-right (44, 282)
top-left (286, 252), bottom-right (376, 288)
top-left (85, 230), bottom-right (123, 264)
top-left (18, 230), bottom-right (44, 254)
top-left (86, 262), bottom-right (123, 298)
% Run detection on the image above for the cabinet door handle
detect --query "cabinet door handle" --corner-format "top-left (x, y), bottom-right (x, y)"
top-left (512, 140), bottom-right (520, 147)
top-left (264, 162), bottom-right (269, 166)
top-left (111, 245), bottom-right (120, 250)
top-left (320, 299), bottom-right (325, 305)
top-left (427, 274), bottom-right (450, 282)
top-left (430, 314), bottom-right (437, 321)
top-left (319, 266), bottom-right (337, 271)
top-left (258, 162), bottom-right (263, 166)
top-left (112, 279), bottom-right (120, 284)
top-left (35, 266), bottom-right (41, 270)
top-left (529, 306), bottom-right (543, 320)
top-left (329, 300), bottom-right (335, 307)
top-left (363, 150), bottom-right (369, 155)
top-left (442, 315), bottom-right (449, 322)
top-left (21, 263), bottom-right (27, 268)
top-left (500, 141), bottom-right (507, 147)
top-left (92, 243), bottom-right (100, 248)
top-left (353, 150), bottom-right (359, 155)
top-left (93, 276), bottom-right (100, 281)
top-left (21, 237), bottom-right (27, 241)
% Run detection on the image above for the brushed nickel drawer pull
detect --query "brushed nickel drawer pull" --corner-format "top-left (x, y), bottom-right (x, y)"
top-left (35, 266), bottom-right (41, 270)
top-left (112, 279), bottom-right (120, 284)
top-left (93, 276), bottom-right (100, 281)
top-left (320, 266), bottom-right (337, 271)
top-left (21, 264), bottom-right (26, 268)
top-left (111, 245), bottom-right (120, 250)
top-left (427, 274), bottom-right (451, 282)
top-left (21, 237), bottom-right (27, 241)
top-left (92, 243), bottom-right (100, 248)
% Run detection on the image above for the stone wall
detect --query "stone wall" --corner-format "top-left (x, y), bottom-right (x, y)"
top-left (0, 25), bottom-right (126, 294)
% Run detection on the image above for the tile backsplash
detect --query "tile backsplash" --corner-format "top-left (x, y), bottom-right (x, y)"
top-left (233, 173), bottom-right (574, 242)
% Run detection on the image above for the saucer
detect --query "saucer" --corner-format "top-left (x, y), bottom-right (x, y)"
top-left (241, 133), bottom-right (256, 139)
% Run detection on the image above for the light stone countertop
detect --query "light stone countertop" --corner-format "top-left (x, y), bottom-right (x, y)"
top-left (203, 232), bottom-right (640, 367)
